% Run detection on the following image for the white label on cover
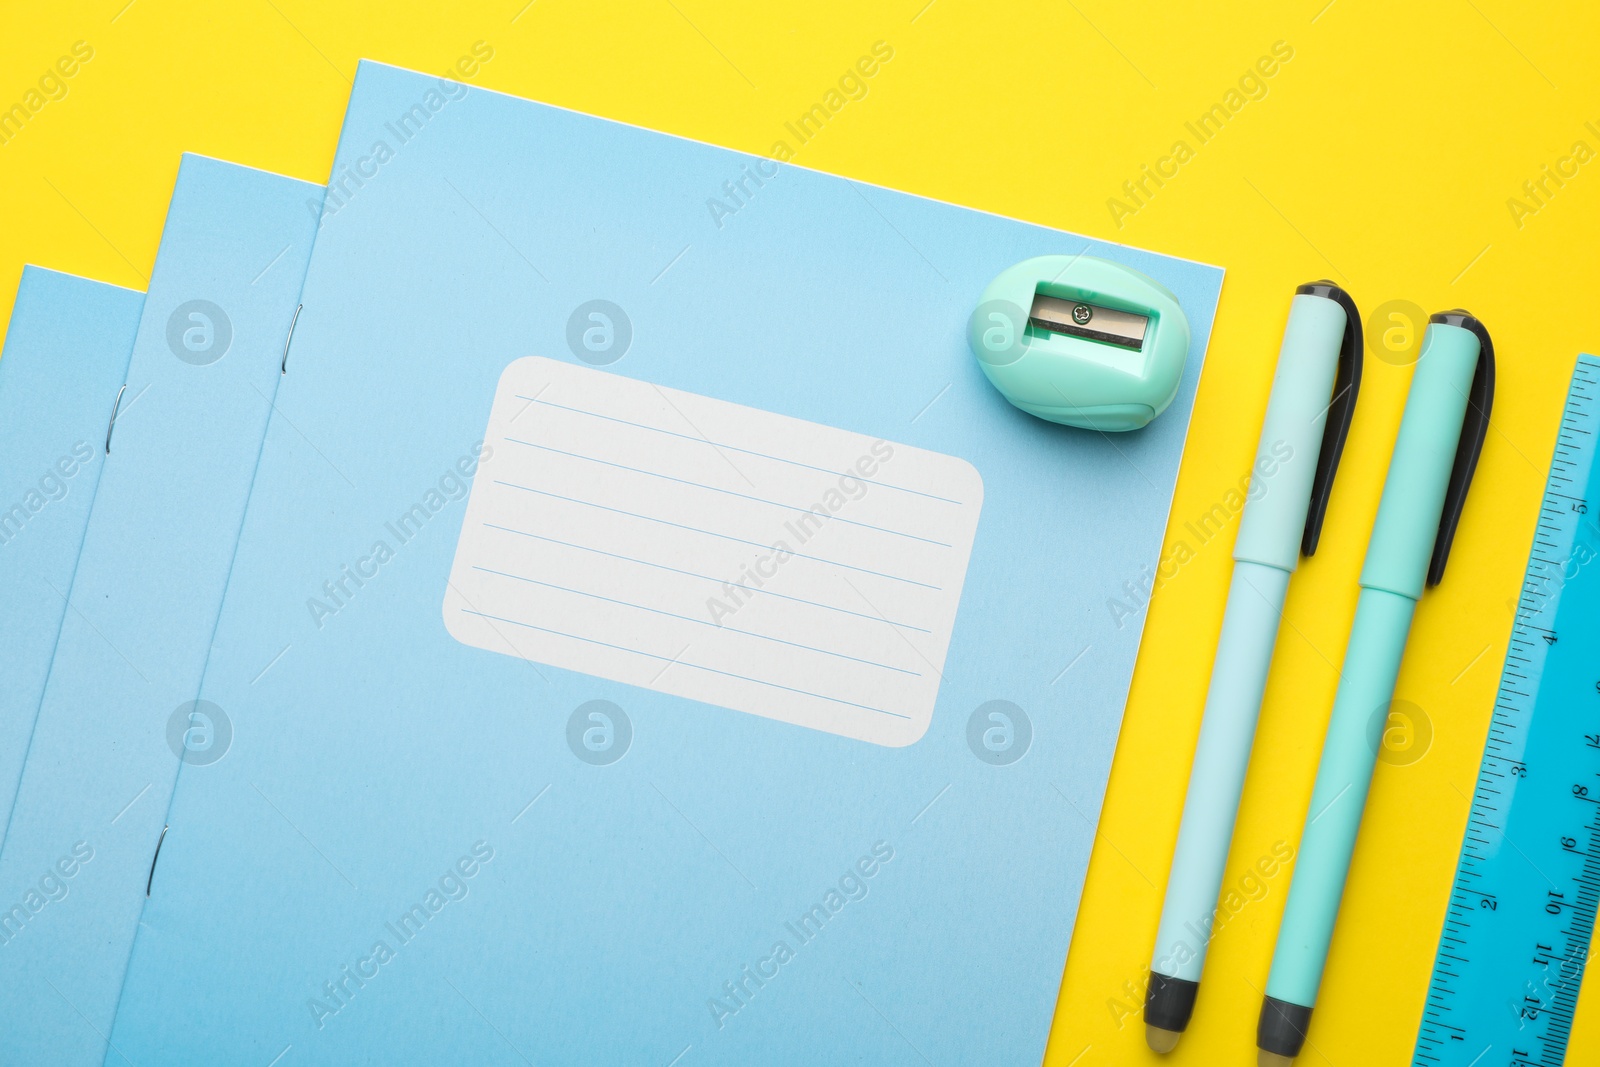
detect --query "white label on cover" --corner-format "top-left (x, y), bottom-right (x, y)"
top-left (444, 357), bottom-right (984, 747)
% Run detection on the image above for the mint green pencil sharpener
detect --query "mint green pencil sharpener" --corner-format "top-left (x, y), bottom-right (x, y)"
top-left (969, 254), bottom-right (1191, 431)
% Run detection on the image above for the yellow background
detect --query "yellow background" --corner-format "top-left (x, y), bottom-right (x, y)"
top-left (2, 1), bottom-right (1597, 1063)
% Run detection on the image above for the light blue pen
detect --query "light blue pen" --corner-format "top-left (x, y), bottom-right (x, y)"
top-left (1257, 312), bottom-right (1495, 1064)
top-left (1146, 282), bottom-right (1363, 1052)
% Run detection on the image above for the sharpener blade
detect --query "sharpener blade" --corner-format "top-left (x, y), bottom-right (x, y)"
top-left (1029, 294), bottom-right (1148, 351)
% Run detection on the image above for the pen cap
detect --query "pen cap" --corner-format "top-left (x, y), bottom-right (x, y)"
top-left (1360, 315), bottom-right (1494, 600)
top-left (1234, 284), bottom-right (1362, 572)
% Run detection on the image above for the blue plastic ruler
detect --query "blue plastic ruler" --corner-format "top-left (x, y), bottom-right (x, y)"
top-left (1414, 354), bottom-right (1600, 1067)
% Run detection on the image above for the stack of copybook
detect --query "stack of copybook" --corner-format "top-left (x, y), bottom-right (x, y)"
top-left (0, 60), bottom-right (1223, 1064)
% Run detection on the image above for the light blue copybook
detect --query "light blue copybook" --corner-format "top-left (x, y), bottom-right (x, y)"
top-left (0, 155), bottom-right (320, 1066)
top-left (0, 268), bottom-right (142, 842)
top-left (110, 62), bottom-right (1224, 1065)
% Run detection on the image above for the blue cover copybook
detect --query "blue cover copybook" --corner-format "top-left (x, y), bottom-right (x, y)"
top-left (110, 62), bottom-right (1224, 1065)
top-left (0, 156), bottom-right (320, 1066)
top-left (0, 268), bottom-right (142, 843)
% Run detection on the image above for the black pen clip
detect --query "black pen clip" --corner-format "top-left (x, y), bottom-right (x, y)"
top-left (1298, 281), bottom-right (1364, 557)
top-left (1427, 311), bottom-right (1496, 586)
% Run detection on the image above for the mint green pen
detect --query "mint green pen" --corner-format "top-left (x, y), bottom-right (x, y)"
top-left (1258, 313), bottom-right (1495, 1064)
top-left (1145, 283), bottom-right (1363, 1052)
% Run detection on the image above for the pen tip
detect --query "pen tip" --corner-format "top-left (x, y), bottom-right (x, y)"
top-left (1145, 1025), bottom-right (1181, 1053)
top-left (1258, 1052), bottom-right (1295, 1067)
